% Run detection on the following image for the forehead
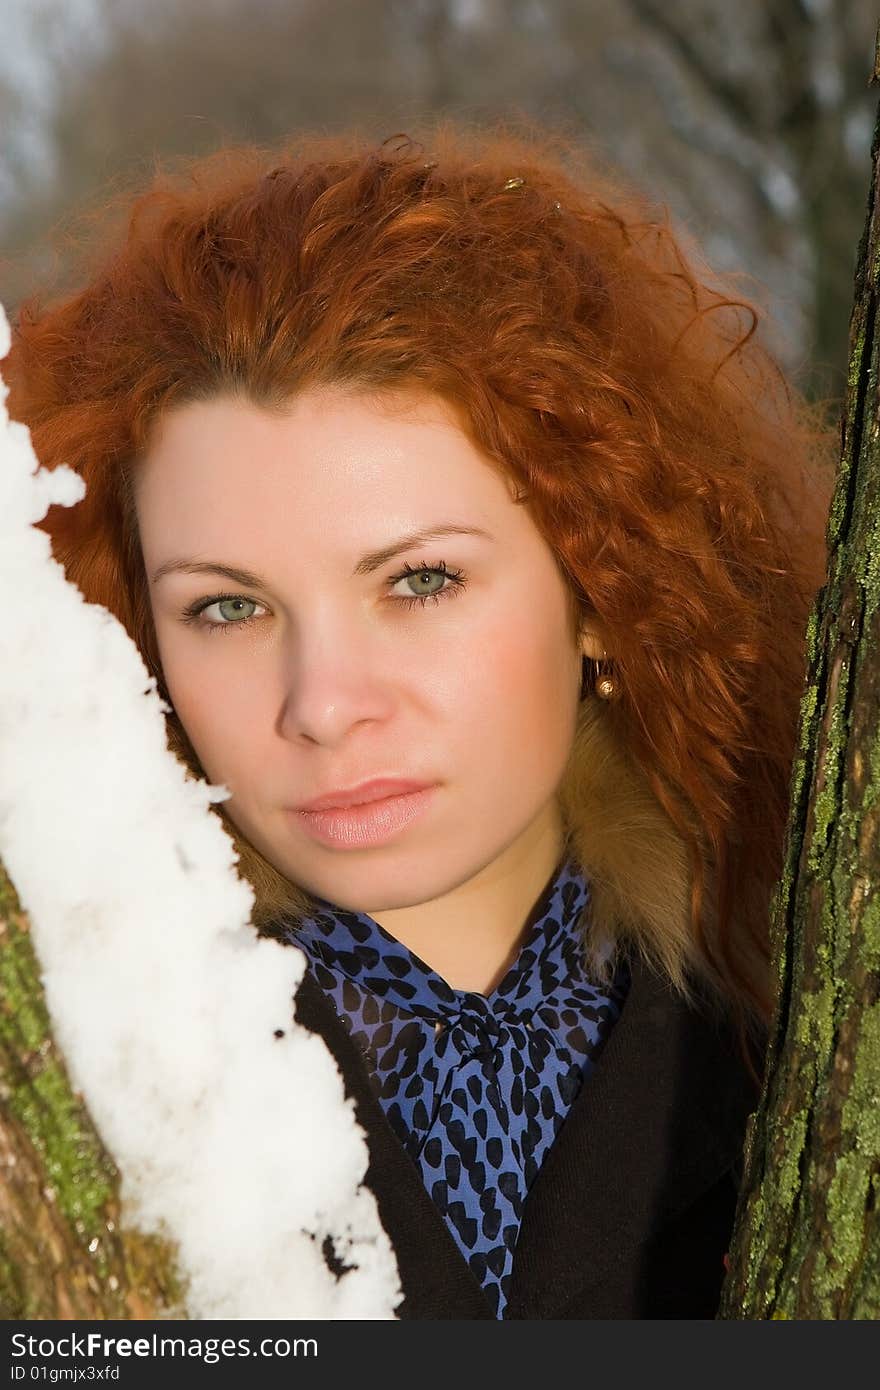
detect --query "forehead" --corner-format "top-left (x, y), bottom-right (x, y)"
top-left (134, 387), bottom-right (521, 543)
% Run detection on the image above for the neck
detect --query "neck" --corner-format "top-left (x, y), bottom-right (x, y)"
top-left (368, 802), bottom-right (566, 994)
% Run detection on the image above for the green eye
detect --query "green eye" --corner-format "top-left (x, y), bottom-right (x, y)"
top-left (389, 559), bottom-right (468, 609)
top-left (404, 569), bottom-right (447, 596)
top-left (214, 597), bottom-right (257, 622)
top-left (181, 594), bottom-right (265, 633)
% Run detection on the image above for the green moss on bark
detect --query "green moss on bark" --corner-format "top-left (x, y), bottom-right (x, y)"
top-left (0, 860), bottom-right (185, 1318)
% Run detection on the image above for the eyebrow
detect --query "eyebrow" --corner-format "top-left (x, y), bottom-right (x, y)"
top-left (150, 524), bottom-right (495, 587)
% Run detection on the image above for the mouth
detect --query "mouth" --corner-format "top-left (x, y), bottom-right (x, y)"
top-left (295, 777), bottom-right (436, 811)
top-left (290, 785), bottom-right (439, 850)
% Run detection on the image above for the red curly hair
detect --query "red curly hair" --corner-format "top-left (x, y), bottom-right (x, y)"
top-left (5, 120), bottom-right (836, 1068)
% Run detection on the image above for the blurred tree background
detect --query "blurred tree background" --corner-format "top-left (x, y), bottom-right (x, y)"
top-left (0, 0), bottom-right (876, 402)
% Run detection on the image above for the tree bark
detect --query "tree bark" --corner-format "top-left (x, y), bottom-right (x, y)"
top-left (0, 861), bottom-right (182, 1319)
top-left (718, 77), bottom-right (880, 1320)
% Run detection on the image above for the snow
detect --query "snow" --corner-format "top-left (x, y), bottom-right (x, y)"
top-left (0, 301), bottom-right (401, 1319)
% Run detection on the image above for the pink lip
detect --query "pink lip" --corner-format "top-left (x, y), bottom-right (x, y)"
top-left (295, 778), bottom-right (435, 811)
top-left (291, 785), bottom-right (439, 849)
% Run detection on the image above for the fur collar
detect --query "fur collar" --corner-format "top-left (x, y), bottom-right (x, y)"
top-left (559, 699), bottom-right (701, 1002)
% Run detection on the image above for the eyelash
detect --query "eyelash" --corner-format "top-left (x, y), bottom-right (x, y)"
top-left (391, 559), bottom-right (468, 610)
top-left (179, 559), bottom-right (468, 635)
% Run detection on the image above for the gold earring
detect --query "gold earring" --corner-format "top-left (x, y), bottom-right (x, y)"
top-left (593, 649), bottom-right (618, 701)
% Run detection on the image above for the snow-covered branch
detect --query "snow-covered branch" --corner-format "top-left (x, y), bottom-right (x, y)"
top-left (0, 301), bottom-right (400, 1319)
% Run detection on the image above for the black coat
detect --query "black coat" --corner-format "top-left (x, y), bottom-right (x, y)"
top-left (293, 948), bottom-right (762, 1319)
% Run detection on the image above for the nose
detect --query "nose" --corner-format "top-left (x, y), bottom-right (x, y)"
top-left (276, 625), bottom-right (397, 746)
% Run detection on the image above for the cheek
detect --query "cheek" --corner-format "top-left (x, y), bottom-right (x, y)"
top-left (158, 635), bottom-right (259, 779)
top-left (455, 606), bottom-right (581, 762)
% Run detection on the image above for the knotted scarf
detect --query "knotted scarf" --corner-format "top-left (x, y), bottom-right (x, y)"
top-left (283, 854), bottom-right (629, 1317)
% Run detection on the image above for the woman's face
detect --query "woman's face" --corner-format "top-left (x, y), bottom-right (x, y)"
top-left (135, 387), bottom-right (599, 913)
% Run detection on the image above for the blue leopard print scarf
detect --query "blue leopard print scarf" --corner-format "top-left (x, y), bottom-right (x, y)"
top-left (283, 855), bottom-right (629, 1318)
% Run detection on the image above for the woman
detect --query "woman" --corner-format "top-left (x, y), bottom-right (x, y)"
top-left (6, 123), bottom-right (835, 1319)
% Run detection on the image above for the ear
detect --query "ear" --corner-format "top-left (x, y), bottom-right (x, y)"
top-left (578, 624), bottom-right (609, 662)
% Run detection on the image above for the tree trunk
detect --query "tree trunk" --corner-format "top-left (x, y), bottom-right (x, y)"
top-left (0, 860), bottom-right (182, 1318)
top-left (718, 81), bottom-right (880, 1320)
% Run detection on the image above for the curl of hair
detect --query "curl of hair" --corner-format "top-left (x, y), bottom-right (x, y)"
top-left (6, 118), bottom-right (836, 1075)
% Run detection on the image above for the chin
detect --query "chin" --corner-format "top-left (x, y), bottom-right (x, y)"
top-left (305, 861), bottom-right (446, 913)
top-left (302, 839), bottom-right (513, 916)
